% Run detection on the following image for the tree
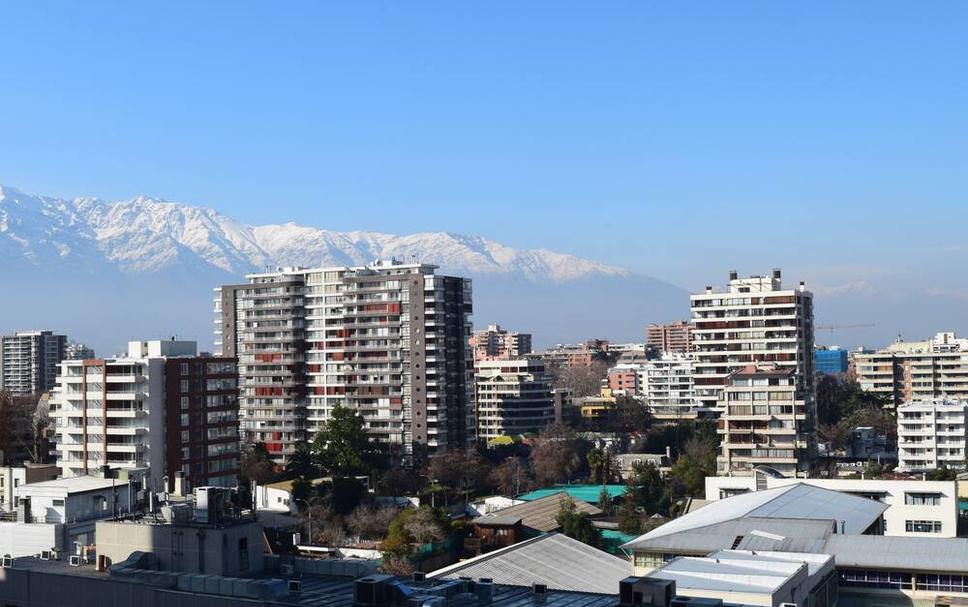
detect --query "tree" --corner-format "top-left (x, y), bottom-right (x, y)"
top-left (587, 448), bottom-right (618, 485)
top-left (428, 448), bottom-right (488, 497)
top-left (347, 504), bottom-right (400, 540)
top-left (556, 497), bottom-right (602, 548)
top-left (597, 485), bottom-right (613, 515)
top-left (530, 424), bottom-right (585, 485)
top-left (377, 467), bottom-right (426, 497)
top-left (290, 478), bottom-right (314, 505)
top-left (549, 361), bottom-right (610, 398)
top-left (489, 457), bottom-right (534, 497)
top-left (927, 465), bottom-right (958, 481)
top-left (382, 506), bottom-right (449, 557)
top-left (617, 496), bottom-right (643, 534)
top-left (328, 477), bottom-right (367, 515)
top-left (285, 443), bottom-right (318, 479)
top-left (627, 461), bottom-right (668, 515)
top-left (312, 405), bottom-right (373, 476)
top-left (240, 442), bottom-right (275, 485)
top-left (0, 391), bottom-right (39, 464)
top-left (667, 436), bottom-right (717, 500)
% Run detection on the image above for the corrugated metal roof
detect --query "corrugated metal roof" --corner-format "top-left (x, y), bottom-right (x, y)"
top-left (622, 517), bottom-right (832, 555)
top-left (823, 535), bottom-right (968, 574)
top-left (489, 492), bottom-right (602, 532)
top-left (622, 483), bottom-right (885, 550)
top-left (430, 533), bottom-right (630, 595)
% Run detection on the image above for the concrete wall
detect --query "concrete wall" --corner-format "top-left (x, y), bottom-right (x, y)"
top-left (95, 520), bottom-right (265, 576)
top-left (0, 522), bottom-right (61, 557)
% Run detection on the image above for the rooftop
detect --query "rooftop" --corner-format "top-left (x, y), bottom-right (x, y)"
top-left (17, 475), bottom-right (119, 494)
top-left (486, 492), bottom-right (602, 533)
top-left (648, 550), bottom-right (830, 596)
top-left (517, 485), bottom-right (626, 504)
top-left (822, 534), bottom-right (968, 574)
top-left (430, 532), bottom-right (629, 595)
top-left (623, 483), bottom-right (886, 551)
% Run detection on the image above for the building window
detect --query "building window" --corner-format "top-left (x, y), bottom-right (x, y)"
top-left (840, 569), bottom-right (913, 590)
top-left (905, 492), bottom-right (942, 506)
top-left (905, 520), bottom-right (943, 533)
top-left (52, 499), bottom-right (65, 506)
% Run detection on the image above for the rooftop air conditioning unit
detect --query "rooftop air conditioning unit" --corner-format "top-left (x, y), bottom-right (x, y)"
top-left (1, 555), bottom-right (13, 568)
top-left (69, 555), bottom-right (83, 567)
top-left (287, 580), bottom-right (302, 593)
top-left (40, 550), bottom-right (52, 561)
top-left (532, 583), bottom-right (548, 604)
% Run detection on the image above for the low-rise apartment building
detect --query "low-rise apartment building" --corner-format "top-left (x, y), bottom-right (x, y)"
top-left (0, 463), bottom-right (58, 512)
top-left (897, 399), bottom-right (968, 472)
top-left (475, 359), bottom-right (555, 439)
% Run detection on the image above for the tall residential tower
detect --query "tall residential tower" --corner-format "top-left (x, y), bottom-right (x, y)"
top-left (215, 260), bottom-right (474, 465)
top-left (0, 330), bottom-right (67, 395)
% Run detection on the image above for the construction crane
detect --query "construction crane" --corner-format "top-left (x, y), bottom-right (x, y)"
top-left (815, 323), bottom-right (875, 337)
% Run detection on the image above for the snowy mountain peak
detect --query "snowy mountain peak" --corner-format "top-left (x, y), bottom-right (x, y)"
top-left (0, 184), bottom-right (630, 282)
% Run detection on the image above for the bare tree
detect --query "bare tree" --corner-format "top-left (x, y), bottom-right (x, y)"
top-left (346, 504), bottom-right (399, 540)
top-left (529, 424), bottom-right (584, 485)
top-left (403, 507), bottom-right (447, 544)
top-left (489, 457), bottom-right (534, 497)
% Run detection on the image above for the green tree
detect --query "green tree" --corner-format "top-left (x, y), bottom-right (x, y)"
top-left (667, 436), bottom-right (717, 500)
top-left (627, 461), bottom-right (668, 515)
top-left (617, 497), bottom-right (642, 534)
top-left (927, 465), bottom-right (958, 481)
top-left (285, 443), bottom-right (318, 479)
top-left (597, 485), bottom-right (613, 515)
top-left (555, 497), bottom-right (602, 548)
top-left (311, 405), bottom-right (373, 476)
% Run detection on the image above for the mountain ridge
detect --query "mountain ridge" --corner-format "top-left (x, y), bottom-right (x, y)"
top-left (0, 184), bottom-right (632, 282)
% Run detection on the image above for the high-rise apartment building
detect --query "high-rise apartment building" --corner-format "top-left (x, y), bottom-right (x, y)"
top-left (475, 358), bottom-right (554, 439)
top-left (0, 330), bottom-right (67, 395)
top-left (49, 340), bottom-right (239, 492)
top-left (215, 260), bottom-right (474, 465)
top-left (717, 365), bottom-right (815, 477)
top-left (854, 332), bottom-right (968, 407)
top-left (897, 399), bottom-right (968, 472)
top-left (646, 321), bottom-right (693, 354)
top-left (469, 324), bottom-right (532, 361)
top-left (690, 270), bottom-right (815, 412)
top-left (814, 347), bottom-right (849, 375)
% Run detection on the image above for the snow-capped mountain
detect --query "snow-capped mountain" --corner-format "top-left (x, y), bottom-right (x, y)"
top-left (0, 184), bottom-right (628, 282)
top-left (0, 184), bottom-right (687, 354)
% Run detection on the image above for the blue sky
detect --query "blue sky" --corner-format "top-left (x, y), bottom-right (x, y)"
top-left (2, 2), bottom-right (968, 302)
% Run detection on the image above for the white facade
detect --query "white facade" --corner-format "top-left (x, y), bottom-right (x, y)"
top-left (690, 270), bottom-right (815, 412)
top-left (475, 358), bottom-right (554, 439)
top-left (48, 342), bottom-right (198, 489)
top-left (704, 476), bottom-right (960, 538)
top-left (638, 354), bottom-right (698, 418)
top-left (897, 399), bottom-right (968, 472)
top-left (0, 475), bottom-right (136, 558)
top-left (0, 464), bottom-right (58, 512)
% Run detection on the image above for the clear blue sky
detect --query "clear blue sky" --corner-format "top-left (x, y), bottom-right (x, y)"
top-left (3, 2), bottom-right (968, 298)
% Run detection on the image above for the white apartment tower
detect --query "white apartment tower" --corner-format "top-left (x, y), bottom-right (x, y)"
top-left (690, 269), bottom-right (815, 412)
top-left (475, 358), bottom-right (555, 439)
top-left (639, 354), bottom-right (699, 419)
top-left (215, 260), bottom-right (474, 465)
top-left (0, 330), bottom-right (67, 396)
top-left (897, 399), bottom-right (968, 473)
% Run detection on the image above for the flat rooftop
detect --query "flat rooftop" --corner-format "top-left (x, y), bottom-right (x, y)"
top-left (17, 475), bottom-right (119, 494)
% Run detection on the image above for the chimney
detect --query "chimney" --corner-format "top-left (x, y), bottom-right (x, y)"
top-left (705, 286), bottom-right (712, 294)
top-left (799, 281), bottom-right (806, 293)
top-left (728, 270), bottom-right (738, 281)
top-left (772, 268), bottom-right (781, 280)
